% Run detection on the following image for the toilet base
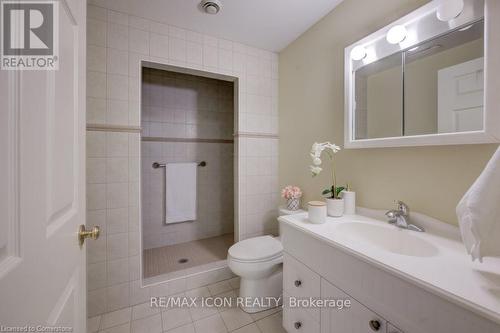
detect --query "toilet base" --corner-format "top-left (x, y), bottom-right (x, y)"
top-left (238, 268), bottom-right (283, 313)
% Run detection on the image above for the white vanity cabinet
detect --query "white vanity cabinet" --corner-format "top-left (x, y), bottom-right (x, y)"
top-left (282, 253), bottom-right (321, 333)
top-left (279, 217), bottom-right (500, 333)
top-left (283, 253), bottom-right (321, 321)
top-left (320, 279), bottom-right (387, 333)
top-left (283, 253), bottom-right (392, 333)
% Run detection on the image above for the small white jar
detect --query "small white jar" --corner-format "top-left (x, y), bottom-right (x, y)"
top-left (308, 201), bottom-right (327, 224)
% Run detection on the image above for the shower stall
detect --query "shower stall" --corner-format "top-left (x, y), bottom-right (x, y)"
top-left (140, 66), bottom-right (236, 283)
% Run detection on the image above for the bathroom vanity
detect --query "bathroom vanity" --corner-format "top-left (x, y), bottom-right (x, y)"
top-left (279, 211), bottom-right (500, 333)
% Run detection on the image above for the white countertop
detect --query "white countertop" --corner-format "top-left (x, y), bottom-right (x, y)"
top-left (279, 209), bottom-right (500, 324)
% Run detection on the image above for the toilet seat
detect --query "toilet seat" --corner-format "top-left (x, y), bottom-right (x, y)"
top-left (228, 236), bottom-right (283, 263)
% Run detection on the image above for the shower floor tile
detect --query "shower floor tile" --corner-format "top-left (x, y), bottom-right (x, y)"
top-left (143, 233), bottom-right (234, 279)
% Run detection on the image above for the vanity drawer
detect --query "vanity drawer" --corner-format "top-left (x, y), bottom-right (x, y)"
top-left (283, 252), bottom-right (321, 322)
top-left (283, 294), bottom-right (320, 333)
top-left (320, 278), bottom-right (387, 333)
top-left (283, 252), bottom-right (321, 298)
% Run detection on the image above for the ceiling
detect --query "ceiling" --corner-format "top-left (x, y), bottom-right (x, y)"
top-left (89, 0), bottom-right (345, 52)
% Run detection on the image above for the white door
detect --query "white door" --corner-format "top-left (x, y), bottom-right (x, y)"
top-left (438, 57), bottom-right (484, 133)
top-left (0, 0), bottom-right (88, 330)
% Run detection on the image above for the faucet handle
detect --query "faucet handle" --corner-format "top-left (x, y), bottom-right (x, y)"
top-left (385, 210), bottom-right (398, 224)
top-left (385, 210), bottom-right (397, 219)
top-left (395, 200), bottom-right (409, 216)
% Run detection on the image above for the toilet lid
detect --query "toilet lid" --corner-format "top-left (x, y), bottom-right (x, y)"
top-left (228, 236), bottom-right (283, 262)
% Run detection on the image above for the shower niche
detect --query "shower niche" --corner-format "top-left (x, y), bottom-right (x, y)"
top-left (140, 65), bottom-right (236, 283)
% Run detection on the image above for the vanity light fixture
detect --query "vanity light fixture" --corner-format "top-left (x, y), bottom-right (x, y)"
top-left (436, 0), bottom-right (464, 21)
top-left (386, 25), bottom-right (407, 44)
top-left (406, 44), bottom-right (442, 57)
top-left (350, 45), bottom-right (367, 61)
top-left (459, 24), bottom-right (473, 31)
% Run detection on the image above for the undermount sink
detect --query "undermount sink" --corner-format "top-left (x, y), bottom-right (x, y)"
top-left (335, 222), bottom-right (439, 257)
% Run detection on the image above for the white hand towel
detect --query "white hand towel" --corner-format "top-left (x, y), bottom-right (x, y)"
top-left (165, 162), bottom-right (197, 224)
top-left (456, 146), bottom-right (500, 262)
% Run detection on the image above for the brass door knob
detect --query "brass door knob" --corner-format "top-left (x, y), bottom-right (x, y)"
top-left (78, 225), bottom-right (100, 246)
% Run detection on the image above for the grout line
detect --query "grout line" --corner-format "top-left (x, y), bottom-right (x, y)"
top-left (228, 321), bottom-right (262, 333)
top-left (219, 313), bottom-right (230, 333)
top-left (159, 302), bottom-right (164, 333)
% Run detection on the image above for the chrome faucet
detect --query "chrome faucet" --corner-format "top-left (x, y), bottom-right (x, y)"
top-left (385, 201), bottom-right (424, 232)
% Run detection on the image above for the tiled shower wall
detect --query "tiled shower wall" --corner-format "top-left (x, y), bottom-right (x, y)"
top-left (141, 68), bottom-right (234, 250)
top-left (86, 3), bottom-right (279, 317)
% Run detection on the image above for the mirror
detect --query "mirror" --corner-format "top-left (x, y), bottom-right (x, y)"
top-left (354, 52), bottom-right (403, 140)
top-left (354, 20), bottom-right (484, 140)
top-left (345, 0), bottom-right (500, 148)
top-left (405, 20), bottom-right (484, 136)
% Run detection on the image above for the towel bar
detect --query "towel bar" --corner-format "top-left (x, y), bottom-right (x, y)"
top-left (152, 161), bottom-right (206, 168)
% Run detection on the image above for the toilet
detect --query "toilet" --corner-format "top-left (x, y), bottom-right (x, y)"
top-left (227, 208), bottom-right (305, 313)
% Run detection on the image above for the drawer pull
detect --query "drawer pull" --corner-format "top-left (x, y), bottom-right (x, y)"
top-left (369, 320), bottom-right (381, 331)
top-left (294, 321), bottom-right (302, 329)
top-left (294, 280), bottom-right (302, 287)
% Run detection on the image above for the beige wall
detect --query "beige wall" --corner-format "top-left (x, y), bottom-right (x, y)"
top-left (278, 0), bottom-right (498, 225)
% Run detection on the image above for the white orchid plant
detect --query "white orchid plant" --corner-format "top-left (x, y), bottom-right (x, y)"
top-left (309, 142), bottom-right (345, 199)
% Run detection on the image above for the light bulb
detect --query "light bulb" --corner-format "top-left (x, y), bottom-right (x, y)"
top-left (350, 45), bottom-right (367, 61)
top-left (386, 25), bottom-right (407, 44)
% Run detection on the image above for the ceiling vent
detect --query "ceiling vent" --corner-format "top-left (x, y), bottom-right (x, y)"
top-left (200, 0), bottom-right (222, 15)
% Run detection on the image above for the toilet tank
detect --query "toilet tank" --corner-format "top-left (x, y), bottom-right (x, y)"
top-left (277, 207), bottom-right (305, 239)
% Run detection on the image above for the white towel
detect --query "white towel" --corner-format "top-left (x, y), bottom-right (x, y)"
top-left (165, 162), bottom-right (197, 224)
top-left (456, 146), bottom-right (500, 262)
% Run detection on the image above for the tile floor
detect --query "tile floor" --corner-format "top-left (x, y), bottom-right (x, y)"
top-left (143, 234), bottom-right (234, 278)
top-left (88, 277), bottom-right (286, 333)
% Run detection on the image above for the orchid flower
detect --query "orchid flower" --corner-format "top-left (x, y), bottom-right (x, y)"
top-left (309, 142), bottom-right (342, 198)
top-left (309, 165), bottom-right (322, 176)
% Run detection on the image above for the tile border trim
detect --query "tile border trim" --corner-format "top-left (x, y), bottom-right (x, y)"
top-left (86, 124), bottom-right (142, 133)
top-left (234, 132), bottom-right (279, 139)
top-left (142, 136), bottom-right (234, 144)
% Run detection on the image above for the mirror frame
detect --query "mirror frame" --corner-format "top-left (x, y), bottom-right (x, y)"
top-left (344, 0), bottom-right (500, 149)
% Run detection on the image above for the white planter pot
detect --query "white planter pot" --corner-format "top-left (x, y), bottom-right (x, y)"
top-left (326, 198), bottom-right (344, 217)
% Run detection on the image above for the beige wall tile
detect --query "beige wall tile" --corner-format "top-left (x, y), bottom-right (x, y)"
top-left (86, 4), bottom-right (278, 317)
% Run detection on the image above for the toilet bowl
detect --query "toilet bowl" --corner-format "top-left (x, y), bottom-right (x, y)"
top-left (227, 208), bottom-right (305, 313)
top-left (227, 235), bottom-right (283, 313)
